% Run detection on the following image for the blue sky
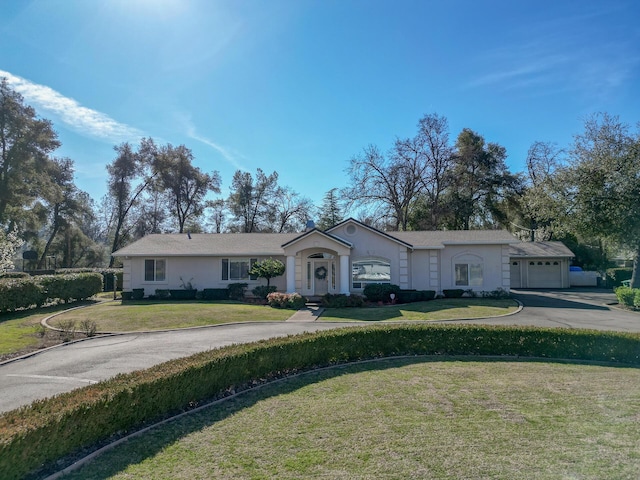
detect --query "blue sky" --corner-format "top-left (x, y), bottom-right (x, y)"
top-left (1, 0), bottom-right (639, 208)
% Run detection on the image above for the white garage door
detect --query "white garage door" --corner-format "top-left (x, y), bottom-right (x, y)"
top-left (527, 260), bottom-right (562, 288)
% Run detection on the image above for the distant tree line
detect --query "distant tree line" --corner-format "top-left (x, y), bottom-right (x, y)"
top-left (1, 77), bottom-right (639, 286)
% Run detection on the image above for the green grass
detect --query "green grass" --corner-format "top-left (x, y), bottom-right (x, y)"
top-left (49, 300), bottom-right (294, 332)
top-left (321, 298), bottom-right (518, 321)
top-left (61, 358), bottom-right (640, 479)
top-left (0, 303), bottom-right (81, 358)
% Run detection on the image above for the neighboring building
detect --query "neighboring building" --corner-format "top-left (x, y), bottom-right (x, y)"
top-left (113, 219), bottom-right (522, 298)
top-left (509, 241), bottom-right (574, 289)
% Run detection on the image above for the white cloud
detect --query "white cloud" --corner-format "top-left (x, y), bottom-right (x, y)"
top-left (179, 114), bottom-right (246, 171)
top-left (0, 69), bottom-right (144, 142)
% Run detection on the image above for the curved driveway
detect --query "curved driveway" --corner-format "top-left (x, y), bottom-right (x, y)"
top-left (1, 289), bottom-right (638, 414)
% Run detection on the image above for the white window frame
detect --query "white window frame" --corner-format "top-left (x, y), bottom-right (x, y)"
top-left (454, 262), bottom-right (483, 287)
top-left (222, 258), bottom-right (257, 281)
top-left (351, 258), bottom-right (391, 290)
top-left (144, 258), bottom-right (166, 282)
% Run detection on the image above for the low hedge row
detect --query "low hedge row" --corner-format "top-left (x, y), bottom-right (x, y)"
top-left (1, 325), bottom-right (639, 480)
top-left (0, 273), bottom-right (103, 313)
top-left (614, 286), bottom-right (640, 309)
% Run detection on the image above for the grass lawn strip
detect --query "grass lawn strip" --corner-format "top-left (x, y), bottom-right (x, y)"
top-left (60, 357), bottom-right (640, 480)
top-left (321, 298), bottom-right (518, 322)
top-left (49, 300), bottom-right (293, 332)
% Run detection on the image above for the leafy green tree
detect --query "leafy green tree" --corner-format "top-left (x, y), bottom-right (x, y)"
top-left (249, 258), bottom-right (285, 286)
top-left (444, 128), bottom-right (516, 230)
top-left (105, 140), bottom-right (156, 265)
top-left (0, 78), bottom-right (60, 223)
top-left (147, 140), bottom-right (221, 233)
top-left (567, 113), bottom-right (640, 287)
top-left (228, 168), bottom-right (278, 232)
top-left (316, 188), bottom-right (343, 230)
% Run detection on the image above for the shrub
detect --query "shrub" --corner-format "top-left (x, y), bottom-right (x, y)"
top-left (0, 272), bottom-right (29, 279)
top-left (481, 288), bottom-right (511, 299)
top-left (252, 285), bottom-right (277, 299)
top-left (363, 283), bottom-right (401, 302)
top-left (228, 283), bottom-right (248, 300)
top-left (202, 288), bottom-right (229, 301)
top-left (322, 293), bottom-right (365, 308)
top-left (267, 292), bottom-right (307, 309)
top-left (635, 290), bottom-right (640, 309)
top-left (155, 289), bottom-right (170, 300)
top-left (132, 288), bottom-right (145, 300)
top-left (169, 289), bottom-right (197, 300)
top-left (615, 286), bottom-right (636, 308)
top-left (121, 291), bottom-right (133, 301)
top-left (0, 278), bottom-right (45, 312)
top-left (397, 289), bottom-right (436, 303)
top-left (39, 273), bottom-right (103, 303)
top-left (443, 289), bottom-right (465, 298)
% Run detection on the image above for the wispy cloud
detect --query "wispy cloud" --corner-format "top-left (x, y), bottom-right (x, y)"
top-left (178, 113), bottom-right (246, 171)
top-left (464, 6), bottom-right (640, 101)
top-left (0, 69), bottom-right (144, 142)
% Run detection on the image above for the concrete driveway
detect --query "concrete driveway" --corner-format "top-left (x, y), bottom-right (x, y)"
top-left (1, 288), bottom-right (638, 414)
top-left (451, 288), bottom-right (640, 332)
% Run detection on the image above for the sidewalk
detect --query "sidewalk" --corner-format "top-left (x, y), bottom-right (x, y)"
top-left (286, 304), bottom-right (324, 322)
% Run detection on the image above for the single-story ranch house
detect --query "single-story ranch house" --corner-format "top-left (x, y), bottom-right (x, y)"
top-left (112, 218), bottom-right (574, 297)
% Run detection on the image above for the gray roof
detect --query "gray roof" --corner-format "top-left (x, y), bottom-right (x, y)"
top-left (509, 241), bottom-right (574, 258)
top-left (113, 228), bottom-right (520, 257)
top-left (393, 230), bottom-right (519, 248)
top-left (113, 233), bottom-right (300, 257)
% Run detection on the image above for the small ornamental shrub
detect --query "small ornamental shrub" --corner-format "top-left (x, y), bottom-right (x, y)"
top-left (132, 288), bottom-right (145, 300)
top-left (267, 292), bottom-right (307, 309)
top-left (155, 289), bottom-right (170, 300)
top-left (249, 259), bottom-right (285, 287)
top-left (615, 286), bottom-right (637, 308)
top-left (443, 289), bottom-right (465, 298)
top-left (121, 291), bottom-right (133, 301)
top-left (252, 285), bottom-right (277, 299)
top-left (634, 290), bottom-right (640, 309)
top-left (228, 283), bottom-right (248, 300)
top-left (481, 288), bottom-right (511, 299)
top-left (363, 283), bottom-right (401, 303)
top-left (169, 289), bottom-right (197, 300)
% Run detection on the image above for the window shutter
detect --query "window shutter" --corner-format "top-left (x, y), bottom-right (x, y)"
top-left (222, 259), bottom-right (229, 280)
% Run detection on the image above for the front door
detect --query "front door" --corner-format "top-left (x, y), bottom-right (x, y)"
top-left (313, 261), bottom-right (329, 296)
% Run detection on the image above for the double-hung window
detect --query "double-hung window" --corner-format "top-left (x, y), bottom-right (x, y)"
top-left (455, 263), bottom-right (483, 286)
top-left (144, 259), bottom-right (166, 282)
top-left (222, 258), bottom-right (258, 281)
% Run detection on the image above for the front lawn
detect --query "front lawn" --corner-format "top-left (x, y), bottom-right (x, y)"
top-left (60, 358), bottom-right (640, 479)
top-left (49, 300), bottom-right (294, 332)
top-left (321, 298), bottom-right (518, 322)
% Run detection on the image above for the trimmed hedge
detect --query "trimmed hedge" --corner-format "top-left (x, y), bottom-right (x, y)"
top-left (397, 289), bottom-right (436, 303)
top-left (0, 278), bottom-right (45, 313)
top-left (267, 292), bottom-right (307, 309)
top-left (443, 289), bottom-right (465, 298)
top-left (1, 324), bottom-right (639, 480)
top-left (202, 288), bottom-right (229, 301)
top-left (363, 283), bottom-right (401, 302)
top-left (0, 273), bottom-right (103, 313)
top-left (321, 293), bottom-right (366, 308)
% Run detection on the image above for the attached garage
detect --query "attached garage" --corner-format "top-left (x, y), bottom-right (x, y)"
top-left (510, 242), bottom-right (574, 289)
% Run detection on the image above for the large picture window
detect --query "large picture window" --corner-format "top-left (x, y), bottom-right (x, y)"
top-left (455, 263), bottom-right (483, 286)
top-left (222, 258), bottom-right (257, 281)
top-left (144, 259), bottom-right (166, 282)
top-left (352, 258), bottom-right (391, 289)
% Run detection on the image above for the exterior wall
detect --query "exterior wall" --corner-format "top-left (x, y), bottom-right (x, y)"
top-left (440, 244), bottom-right (507, 292)
top-left (128, 255), bottom-right (288, 296)
top-left (331, 223), bottom-right (407, 294)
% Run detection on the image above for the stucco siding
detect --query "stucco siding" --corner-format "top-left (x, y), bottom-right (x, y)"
top-left (440, 245), bottom-right (505, 292)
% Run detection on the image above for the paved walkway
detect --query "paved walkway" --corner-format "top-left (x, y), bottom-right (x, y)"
top-left (286, 304), bottom-right (325, 322)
